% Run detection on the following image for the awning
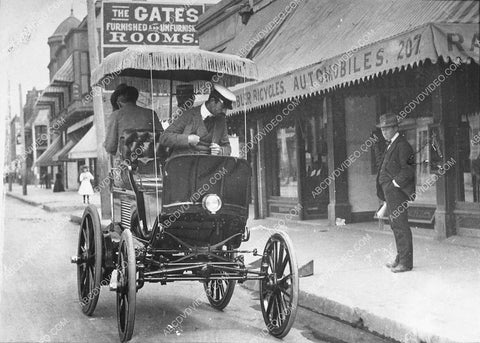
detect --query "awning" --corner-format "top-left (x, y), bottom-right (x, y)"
top-left (33, 109), bottom-right (50, 126)
top-left (230, 0), bottom-right (479, 113)
top-left (68, 126), bottom-right (97, 160)
top-left (52, 55), bottom-right (74, 83)
top-left (34, 137), bottom-right (62, 167)
top-left (53, 139), bottom-right (77, 162)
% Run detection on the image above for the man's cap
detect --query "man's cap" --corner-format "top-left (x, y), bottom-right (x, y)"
top-left (211, 84), bottom-right (236, 109)
top-left (176, 84), bottom-right (195, 96)
top-left (376, 112), bottom-right (399, 128)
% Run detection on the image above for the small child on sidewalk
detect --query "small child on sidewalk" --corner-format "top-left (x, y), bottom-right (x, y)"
top-left (78, 166), bottom-right (94, 204)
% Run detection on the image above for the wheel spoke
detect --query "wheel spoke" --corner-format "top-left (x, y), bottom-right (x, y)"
top-left (278, 253), bottom-right (289, 277)
top-left (276, 243), bottom-right (284, 276)
top-left (272, 242), bottom-right (277, 274)
top-left (266, 292), bottom-right (275, 317)
top-left (82, 228), bottom-right (88, 250)
top-left (218, 281), bottom-right (225, 299)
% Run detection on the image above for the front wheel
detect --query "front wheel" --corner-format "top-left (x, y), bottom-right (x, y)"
top-left (116, 229), bottom-right (137, 342)
top-left (259, 231), bottom-right (299, 338)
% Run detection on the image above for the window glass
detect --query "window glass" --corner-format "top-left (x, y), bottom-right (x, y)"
top-left (461, 112), bottom-right (480, 203)
top-left (277, 126), bottom-right (297, 198)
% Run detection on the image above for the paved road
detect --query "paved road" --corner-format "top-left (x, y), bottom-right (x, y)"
top-left (1, 198), bottom-right (393, 343)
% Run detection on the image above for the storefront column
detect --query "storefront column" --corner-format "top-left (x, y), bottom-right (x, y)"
top-left (431, 63), bottom-right (457, 238)
top-left (249, 127), bottom-right (260, 219)
top-left (326, 94), bottom-right (351, 225)
top-left (295, 120), bottom-right (306, 220)
top-left (256, 118), bottom-right (268, 218)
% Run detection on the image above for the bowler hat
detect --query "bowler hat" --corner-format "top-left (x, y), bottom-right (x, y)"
top-left (210, 84), bottom-right (236, 109)
top-left (376, 112), bottom-right (399, 128)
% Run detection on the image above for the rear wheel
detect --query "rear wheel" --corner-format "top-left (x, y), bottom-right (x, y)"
top-left (204, 247), bottom-right (236, 310)
top-left (76, 205), bottom-right (103, 316)
top-left (259, 232), bottom-right (299, 338)
top-left (116, 229), bottom-right (137, 342)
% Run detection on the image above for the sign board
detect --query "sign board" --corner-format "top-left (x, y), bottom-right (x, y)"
top-left (102, 1), bottom-right (204, 58)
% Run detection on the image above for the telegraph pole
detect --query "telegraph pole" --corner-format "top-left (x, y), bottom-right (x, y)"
top-left (7, 79), bottom-right (13, 191)
top-left (18, 83), bottom-right (27, 195)
top-left (86, 0), bottom-right (111, 218)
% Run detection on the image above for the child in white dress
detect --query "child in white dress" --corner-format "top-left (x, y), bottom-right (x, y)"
top-left (78, 166), bottom-right (94, 204)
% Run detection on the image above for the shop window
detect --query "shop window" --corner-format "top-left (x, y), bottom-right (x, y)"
top-left (460, 112), bottom-right (480, 203)
top-left (304, 114), bottom-right (328, 201)
top-left (277, 126), bottom-right (297, 198)
top-left (399, 117), bottom-right (437, 204)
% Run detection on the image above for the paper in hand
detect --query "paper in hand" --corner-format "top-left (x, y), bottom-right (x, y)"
top-left (374, 202), bottom-right (387, 219)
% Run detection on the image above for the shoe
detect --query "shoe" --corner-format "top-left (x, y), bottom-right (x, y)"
top-left (385, 260), bottom-right (399, 269)
top-left (391, 264), bottom-right (412, 273)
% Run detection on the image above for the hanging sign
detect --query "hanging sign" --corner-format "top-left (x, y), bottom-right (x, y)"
top-left (102, 1), bottom-right (204, 58)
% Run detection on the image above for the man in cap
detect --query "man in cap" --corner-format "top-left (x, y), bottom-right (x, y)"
top-left (375, 113), bottom-right (416, 273)
top-left (159, 84), bottom-right (235, 157)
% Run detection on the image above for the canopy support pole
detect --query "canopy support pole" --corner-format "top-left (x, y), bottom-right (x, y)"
top-left (169, 77), bottom-right (173, 119)
top-left (87, 0), bottom-right (111, 219)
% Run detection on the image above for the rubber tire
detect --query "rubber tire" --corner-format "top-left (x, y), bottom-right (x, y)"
top-left (77, 205), bottom-right (103, 316)
top-left (259, 231), bottom-right (299, 338)
top-left (116, 229), bottom-right (137, 342)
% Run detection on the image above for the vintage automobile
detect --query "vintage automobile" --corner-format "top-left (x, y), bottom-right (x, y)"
top-left (71, 46), bottom-right (299, 342)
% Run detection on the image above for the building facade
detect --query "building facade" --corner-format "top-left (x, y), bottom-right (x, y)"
top-left (197, 0), bottom-right (480, 238)
top-left (33, 11), bottom-right (96, 190)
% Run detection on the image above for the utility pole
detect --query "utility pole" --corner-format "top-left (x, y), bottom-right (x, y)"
top-left (86, 0), bottom-right (111, 218)
top-left (8, 79), bottom-right (13, 191)
top-left (18, 83), bottom-right (27, 195)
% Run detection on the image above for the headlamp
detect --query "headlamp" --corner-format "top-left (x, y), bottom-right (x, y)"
top-left (202, 194), bottom-right (222, 214)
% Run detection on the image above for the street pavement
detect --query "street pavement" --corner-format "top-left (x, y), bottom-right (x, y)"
top-left (4, 184), bottom-right (480, 343)
top-left (1, 196), bottom-right (394, 343)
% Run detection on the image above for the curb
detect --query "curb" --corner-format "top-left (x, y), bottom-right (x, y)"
top-left (7, 192), bottom-right (90, 213)
top-left (240, 280), bottom-right (456, 343)
top-left (6, 192), bottom-right (42, 208)
top-left (43, 205), bottom-right (86, 212)
top-left (70, 214), bottom-right (82, 224)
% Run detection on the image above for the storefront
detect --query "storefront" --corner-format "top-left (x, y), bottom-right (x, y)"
top-left (201, 0), bottom-right (480, 237)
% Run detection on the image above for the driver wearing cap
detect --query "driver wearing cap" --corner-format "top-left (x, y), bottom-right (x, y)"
top-left (159, 84), bottom-right (235, 157)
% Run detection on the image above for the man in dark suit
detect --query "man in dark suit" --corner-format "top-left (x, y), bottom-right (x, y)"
top-left (376, 113), bottom-right (416, 273)
top-left (159, 84), bottom-right (233, 157)
top-left (104, 85), bottom-right (162, 158)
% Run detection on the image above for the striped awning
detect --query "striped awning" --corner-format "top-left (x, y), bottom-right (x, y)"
top-left (68, 126), bottom-right (97, 160)
top-left (52, 55), bottom-right (74, 83)
top-left (34, 137), bottom-right (62, 167)
top-left (53, 139), bottom-right (77, 162)
top-left (229, 0), bottom-right (479, 113)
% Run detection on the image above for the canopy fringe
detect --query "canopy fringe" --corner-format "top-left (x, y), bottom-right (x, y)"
top-left (92, 47), bottom-right (257, 86)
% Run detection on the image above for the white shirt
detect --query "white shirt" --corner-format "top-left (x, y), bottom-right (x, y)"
top-left (387, 132), bottom-right (399, 150)
top-left (387, 132), bottom-right (401, 188)
top-left (201, 103), bottom-right (213, 121)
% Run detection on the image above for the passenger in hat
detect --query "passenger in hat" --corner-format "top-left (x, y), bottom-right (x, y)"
top-left (104, 85), bottom-right (162, 160)
top-left (375, 112), bottom-right (416, 273)
top-left (175, 84), bottom-right (196, 109)
top-left (159, 84), bottom-right (235, 157)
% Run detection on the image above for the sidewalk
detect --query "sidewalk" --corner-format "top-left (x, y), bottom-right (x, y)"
top-left (241, 218), bottom-right (480, 343)
top-left (4, 185), bottom-right (480, 342)
top-left (5, 183), bottom-right (100, 214)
